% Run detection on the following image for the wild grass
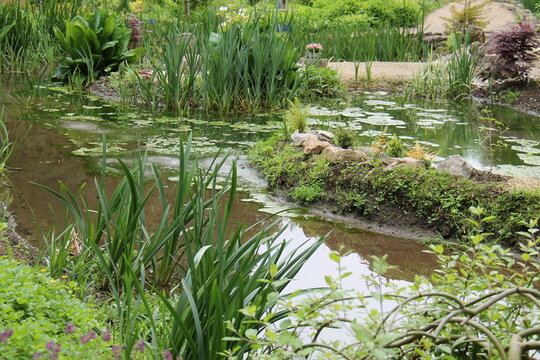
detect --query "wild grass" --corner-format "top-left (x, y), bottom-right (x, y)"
top-left (0, 5), bottom-right (55, 75)
top-left (407, 34), bottom-right (478, 101)
top-left (40, 134), bottom-right (323, 358)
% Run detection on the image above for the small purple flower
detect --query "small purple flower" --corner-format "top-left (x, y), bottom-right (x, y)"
top-left (0, 328), bottom-right (13, 342)
top-left (112, 345), bottom-right (123, 360)
top-left (65, 322), bottom-right (76, 335)
top-left (101, 328), bottom-right (112, 342)
top-left (45, 341), bottom-right (61, 360)
top-left (32, 353), bottom-right (42, 360)
top-left (135, 339), bottom-right (145, 351)
top-left (80, 330), bottom-right (96, 345)
top-left (163, 349), bottom-right (173, 360)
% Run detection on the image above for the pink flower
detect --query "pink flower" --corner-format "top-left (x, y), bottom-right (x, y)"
top-left (102, 329), bottom-right (112, 342)
top-left (163, 349), bottom-right (173, 360)
top-left (305, 43), bottom-right (323, 52)
top-left (65, 322), bottom-right (76, 335)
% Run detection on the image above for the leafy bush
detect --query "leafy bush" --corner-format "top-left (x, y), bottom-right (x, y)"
top-left (443, 0), bottom-right (487, 34)
top-left (227, 217), bottom-right (540, 359)
top-left (333, 126), bottom-right (356, 149)
top-left (489, 21), bottom-right (540, 80)
top-left (0, 258), bottom-right (114, 359)
top-left (54, 9), bottom-right (143, 83)
top-left (297, 66), bottom-right (345, 100)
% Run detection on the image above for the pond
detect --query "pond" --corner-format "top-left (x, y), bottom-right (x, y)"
top-left (1, 79), bottom-right (539, 289)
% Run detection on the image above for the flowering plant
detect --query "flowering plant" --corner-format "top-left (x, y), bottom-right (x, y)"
top-left (305, 43), bottom-right (323, 53)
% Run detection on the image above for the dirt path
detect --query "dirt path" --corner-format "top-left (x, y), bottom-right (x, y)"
top-left (328, 61), bottom-right (428, 84)
top-left (328, 1), bottom-right (539, 83)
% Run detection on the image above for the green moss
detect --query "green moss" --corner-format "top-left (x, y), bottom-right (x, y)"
top-left (251, 143), bottom-right (540, 244)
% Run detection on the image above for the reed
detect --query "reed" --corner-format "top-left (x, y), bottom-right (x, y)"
top-left (39, 134), bottom-right (323, 358)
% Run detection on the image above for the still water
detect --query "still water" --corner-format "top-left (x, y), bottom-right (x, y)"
top-left (2, 80), bottom-right (539, 287)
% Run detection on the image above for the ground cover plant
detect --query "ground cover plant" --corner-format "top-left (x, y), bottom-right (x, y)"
top-left (250, 135), bottom-right (540, 245)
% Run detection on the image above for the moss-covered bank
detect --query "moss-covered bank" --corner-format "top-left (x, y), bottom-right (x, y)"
top-left (251, 136), bottom-right (540, 245)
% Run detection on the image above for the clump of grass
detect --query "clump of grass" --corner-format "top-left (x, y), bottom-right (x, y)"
top-left (284, 98), bottom-right (309, 133)
top-left (333, 126), bottom-right (356, 149)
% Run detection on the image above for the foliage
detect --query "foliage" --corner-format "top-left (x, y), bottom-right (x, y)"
top-left (41, 135), bottom-right (323, 359)
top-left (489, 21), bottom-right (540, 80)
top-left (443, 0), bottom-right (488, 34)
top-left (407, 38), bottom-right (479, 100)
top-left (227, 216), bottom-right (540, 359)
top-left (291, 20), bottom-right (431, 62)
top-left (284, 98), bottom-right (309, 134)
top-left (297, 66), bottom-right (345, 100)
top-left (386, 136), bottom-right (405, 158)
top-left (0, 258), bottom-right (115, 359)
top-left (136, 12), bottom-right (302, 113)
top-left (0, 110), bottom-right (14, 173)
top-left (250, 136), bottom-right (540, 244)
top-left (54, 9), bottom-right (144, 84)
top-left (333, 126), bottom-right (356, 149)
top-left (0, 5), bottom-right (55, 74)
top-left (302, 0), bottom-right (421, 27)
top-left (291, 184), bottom-right (325, 203)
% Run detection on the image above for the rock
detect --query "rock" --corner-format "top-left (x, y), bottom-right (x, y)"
top-left (436, 155), bottom-right (474, 179)
top-left (291, 132), bottom-right (313, 147)
top-left (382, 157), bottom-right (425, 171)
top-left (309, 130), bottom-right (335, 143)
top-left (352, 146), bottom-right (374, 157)
top-left (322, 146), bottom-right (369, 163)
top-left (303, 136), bottom-right (331, 155)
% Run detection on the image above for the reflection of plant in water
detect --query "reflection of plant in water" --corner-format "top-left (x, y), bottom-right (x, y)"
top-left (478, 108), bottom-right (508, 156)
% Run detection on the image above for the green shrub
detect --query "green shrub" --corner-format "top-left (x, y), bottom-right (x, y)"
top-left (54, 9), bottom-right (143, 84)
top-left (298, 66), bottom-right (345, 100)
top-left (386, 136), bottom-right (405, 157)
top-left (0, 258), bottom-right (114, 360)
top-left (333, 126), bottom-right (356, 149)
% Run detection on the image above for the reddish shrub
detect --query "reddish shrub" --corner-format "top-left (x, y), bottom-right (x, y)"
top-left (490, 21), bottom-right (539, 80)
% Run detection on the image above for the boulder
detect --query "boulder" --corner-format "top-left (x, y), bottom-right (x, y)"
top-left (437, 155), bottom-right (474, 179)
top-left (310, 130), bottom-right (335, 143)
top-left (291, 132), bottom-right (313, 147)
top-left (322, 146), bottom-right (369, 163)
top-left (382, 157), bottom-right (425, 171)
top-left (303, 136), bottom-right (331, 155)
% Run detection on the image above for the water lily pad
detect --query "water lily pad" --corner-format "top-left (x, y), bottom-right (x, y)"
top-left (358, 115), bottom-right (405, 126)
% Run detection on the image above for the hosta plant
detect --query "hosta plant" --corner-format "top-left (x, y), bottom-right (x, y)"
top-left (54, 9), bottom-right (143, 84)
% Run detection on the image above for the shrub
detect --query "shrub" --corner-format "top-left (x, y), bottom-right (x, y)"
top-left (489, 21), bottom-right (540, 80)
top-left (443, 0), bottom-right (487, 34)
top-left (0, 258), bottom-right (114, 359)
top-left (333, 126), bottom-right (356, 149)
top-left (297, 66), bottom-right (345, 100)
top-left (54, 9), bottom-right (144, 84)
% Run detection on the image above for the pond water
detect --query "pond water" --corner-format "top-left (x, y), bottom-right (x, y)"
top-left (1, 79), bottom-right (539, 288)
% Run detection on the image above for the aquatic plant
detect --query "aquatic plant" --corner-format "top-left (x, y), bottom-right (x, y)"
top-left (54, 9), bottom-right (144, 84)
top-left (40, 134), bottom-right (323, 359)
top-left (407, 33), bottom-right (479, 100)
top-left (0, 5), bottom-right (54, 74)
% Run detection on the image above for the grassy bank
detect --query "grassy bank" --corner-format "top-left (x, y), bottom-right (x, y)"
top-left (250, 135), bottom-right (540, 245)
